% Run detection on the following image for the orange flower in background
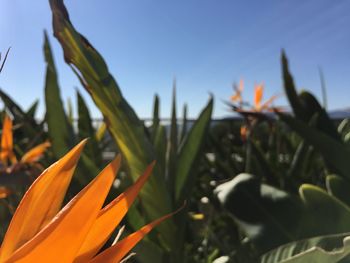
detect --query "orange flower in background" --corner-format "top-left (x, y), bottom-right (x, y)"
top-left (254, 83), bottom-right (264, 110)
top-left (231, 79), bottom-right (244, 104)
top-left (0, 140), bottom-right (174, 263)
top-left (0, 114), bottom-right (50, 170)
top-left (253, 83), bottom-right (280, 112)
top-left (20, 142), bottom-right (51, 164)
top-left (240, 125), bottom-right (248, 142)
top-left (0, 187), bottom-right (11, 199)
top-left (230, 80), bottom-right (280, 113)
top-left (259, 94), bottom-right (280, 112)
top-left (0, 115), bottom-right (17, 165)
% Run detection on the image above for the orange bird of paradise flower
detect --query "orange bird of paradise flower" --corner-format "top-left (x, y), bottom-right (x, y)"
top-left (0, 140), bottom-right (176, 263)
top-left (253, 83), bottom-right (279, 112)
top-left (230, 80), bottom-right (280, 113)
top-left (0, 114), bottom-right (51, 171)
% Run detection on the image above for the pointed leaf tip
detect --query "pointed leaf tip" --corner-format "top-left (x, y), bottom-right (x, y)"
top-left (7, 150), bottom-right (120, 262)
top-left (0, 140), bottom-right (87, 261)
top-left (75, 159), bottom-right (153, 262)
top-left (90, 203), bottom-right (184, 263)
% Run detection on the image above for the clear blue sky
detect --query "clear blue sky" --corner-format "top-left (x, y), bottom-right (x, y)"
top-left (0, 0), bottom-right (349, 119)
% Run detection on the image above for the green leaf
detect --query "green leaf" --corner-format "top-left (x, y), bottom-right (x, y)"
top-left (251, 141), bottom-right (278, 185)
top-left (77, 90), bottom-right (102, 166)
top-left (180, 103), bottom-right (188, 143)
top-left (300, 184), bottom-right (350, 236)
top-left (77, 90), bottom-right (95, 138)
top-left (298, 91), bottom-right (341, 142)
top-left (0, 89), bottom-right (39, 138)
top-left (345, 133), bottom-right (350, 145)
top-left (166, 84), bottom-right (178, 198)
top-left (215, 173), bottom-right (305, 253)
top-left (95, 122), bottom-right (106, 142)
top-left (43, 31), bottom-right (75, 158)
top-left (26, 100), bottom-right (39, 119)
top-left (175, 97), bottom-right (213, 204)
top-left (326, 175), bottom-right (350, 207)
top-left (44, 32), bottom-right (99, 189)
top-left (67, 97), bottom-right (74, 125)
top-left (281, 51), bottom-right (304, 121)
top-left (151, 94), bottom-right (160, 142)
top-left (77, 153), bottom-right (102, 185)
top-left (154, 125), bottom-right (167, 177)
top-left (134, 239), bottom-right (164, 263)
top-left (282, 52), bottom-right (340, 142)
top-left (338, 119), bottom-right (350, 138)
top-left (49, 0), bottom-right (177, 251)
top-left (261, 232), bottom-right (350, 263)
top-left (278, 112), bottom-right (350, 179)
top-left (287, 140), bottom-right (309, 178)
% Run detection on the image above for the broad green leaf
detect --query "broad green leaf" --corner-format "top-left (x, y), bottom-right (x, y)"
top-left (300, 184), bottom-right (350, 236)
top-left (261, 232), bottom-right (350, 263)
top-left (298, 91), bottom-right (341, 142)
top-left (49, 0), bottom-right (177, 251)
top-left (345, 133), bottom-right (350, 145)
top-left (43, 31), bottom-right (75, 158)
top-left (338, 119), bottom-right (350, 138)
top-left (326, 175), bottom-right (350, 207)
top-left (175, 97), bottom-right (213, 204)
top-left (215, 173), bottom-right (305, 253)
top-left (278, 112), bottom-right (350, 179)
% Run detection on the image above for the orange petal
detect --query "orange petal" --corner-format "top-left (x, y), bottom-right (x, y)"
top-left (240, 125), bottom-right (248, 142)
top-left (231, 80), bottom-right (244, 103)
top-left (6, 155), bottom-right (121, 263)
top-left (0, 140), bottom-right (87, 261)
top-left (0, 187), bottom-right (11, 199)
top-left (20, 141), bottom-right (51, 163)
top-left (0, 115), bottom-right (16, 164)
top-left (254, 84), bottom-right (264, 109)
top-left (89, 209), bottom-right (178, 263)
top-left (260, 95), bottom-right (280, 111)
top-left (238, 79), bottom-right (244, 92)
top-left (75, 161), bottom-right (155, 262)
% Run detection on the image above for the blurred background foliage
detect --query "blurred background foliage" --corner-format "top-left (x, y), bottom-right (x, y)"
top-left (0, 0), bottom-right (350, 262)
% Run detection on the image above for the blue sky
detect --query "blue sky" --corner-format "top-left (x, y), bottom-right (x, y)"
top-left (0, 0), bottom-right (349, 119)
